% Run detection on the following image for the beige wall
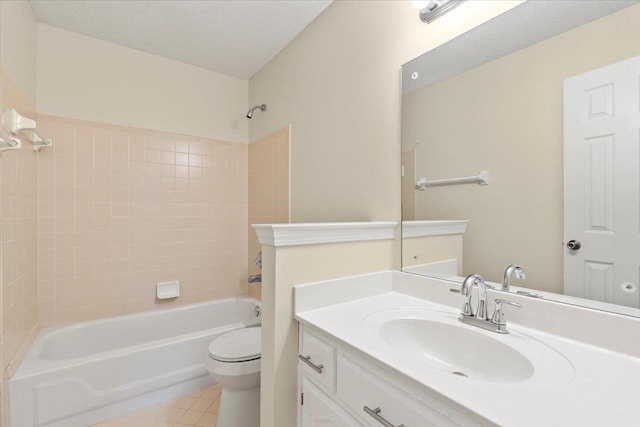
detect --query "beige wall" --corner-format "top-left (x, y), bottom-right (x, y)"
top-left (36, 115), bottom-right (249, 326)
top-left (403, 4), bottom-right (640, 293)
top-left (37, 24), bottom-right (249, 143)
top-left (0, 1), bottom-right (37, 106)
top-left (248, 0), bottom-right (522, 223)
top-left (261, 239), bottom-right (396, 427)
top-left (248, 126), bottom-right (290, 300)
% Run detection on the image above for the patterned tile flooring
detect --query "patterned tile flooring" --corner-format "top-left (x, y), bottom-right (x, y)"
top-left (91, 384), bottom-right (221, 427)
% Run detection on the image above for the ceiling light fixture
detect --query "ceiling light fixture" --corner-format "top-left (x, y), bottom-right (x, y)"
top-left (412, 0), bottom-right (466, 23)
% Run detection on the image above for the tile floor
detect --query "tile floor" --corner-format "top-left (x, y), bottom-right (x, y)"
top-left (91, 384), bottom-right (221, 427)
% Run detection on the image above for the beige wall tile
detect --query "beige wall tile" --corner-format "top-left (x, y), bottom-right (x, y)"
top-left (37, 115), bottom-right (249, 326)
top-left (247, 126), bottom-right (290, 301)
top-left (0, 69), bottom-right (40, 423)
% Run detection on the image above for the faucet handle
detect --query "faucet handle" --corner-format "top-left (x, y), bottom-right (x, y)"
top-left (491, 299), bottom-right (522, 332)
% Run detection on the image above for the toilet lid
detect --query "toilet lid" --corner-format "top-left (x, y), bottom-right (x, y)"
top-left (208, 327), bottom-right (261, 362)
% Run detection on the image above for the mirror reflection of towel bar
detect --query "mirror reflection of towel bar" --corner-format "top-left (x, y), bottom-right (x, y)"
top-left (416, 170), bottom-right (489, 190)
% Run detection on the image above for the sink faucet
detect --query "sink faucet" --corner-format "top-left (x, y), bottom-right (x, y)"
top-left (459, 273), bottom-right (522, 334)
top-left (460, 274), bottom-right (488, 319)
top-left (502, 264), bottom-right (526, 291)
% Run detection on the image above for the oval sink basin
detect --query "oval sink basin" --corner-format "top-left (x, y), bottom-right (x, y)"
top-left (379, 318), bottom-right (533, 382)
top-left (364, 308), bottom-right (574, 384)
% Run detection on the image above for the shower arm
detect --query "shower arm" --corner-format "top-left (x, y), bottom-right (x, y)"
top-left (246, 104), bottom-right (266, 119)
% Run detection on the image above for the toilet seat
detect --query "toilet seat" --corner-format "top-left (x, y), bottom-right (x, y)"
top-left (208, 327), bottom-right (261, 362)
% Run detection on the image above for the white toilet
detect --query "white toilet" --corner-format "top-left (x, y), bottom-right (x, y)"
top-left (206, 326), bottom-right (261, 427)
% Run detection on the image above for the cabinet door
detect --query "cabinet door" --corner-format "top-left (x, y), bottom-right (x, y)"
top-left (301, 378), bottom-right (362, 427)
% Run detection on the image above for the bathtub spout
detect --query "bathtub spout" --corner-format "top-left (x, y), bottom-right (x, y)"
top-left (248, 274), bottom-right (262, 283)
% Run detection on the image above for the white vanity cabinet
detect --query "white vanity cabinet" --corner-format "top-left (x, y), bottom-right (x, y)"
top-left (300, 378), bottom-right (364, 427)
top-left (298, 325), bottom-right (487, 427)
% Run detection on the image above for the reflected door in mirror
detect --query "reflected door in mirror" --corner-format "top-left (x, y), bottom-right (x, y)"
top-left (564, 55), bottom-right (640, 308)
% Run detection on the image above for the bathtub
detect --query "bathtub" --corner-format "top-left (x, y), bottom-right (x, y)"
top-left (9, 296), bottom-right (261, 427)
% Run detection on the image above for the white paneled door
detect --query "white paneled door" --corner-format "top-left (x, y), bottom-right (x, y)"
top-left (564, 55), bottom-right (640, 308)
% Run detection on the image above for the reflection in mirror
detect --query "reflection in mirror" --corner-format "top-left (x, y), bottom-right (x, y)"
top-left (401, 0), bottom-right (640, 317)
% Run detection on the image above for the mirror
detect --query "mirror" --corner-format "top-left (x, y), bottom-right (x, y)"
top-left (401, 0), bottom-right (640, 317)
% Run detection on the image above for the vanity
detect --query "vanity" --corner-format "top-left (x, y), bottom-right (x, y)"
top-left (293, 271), bottom-right (640, 426)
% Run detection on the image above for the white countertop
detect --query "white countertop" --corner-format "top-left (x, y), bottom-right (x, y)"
top-left (294, 271), bottom-right (640, 426)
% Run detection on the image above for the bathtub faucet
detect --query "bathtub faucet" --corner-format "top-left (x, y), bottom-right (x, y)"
top-left (255, 251), bottom-right (262, 270)
top-left (249, 251), bottom-right (262, 283)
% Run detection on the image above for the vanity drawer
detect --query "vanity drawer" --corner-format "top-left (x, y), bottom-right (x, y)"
top-left (338, 355), bottom-right (459, 427)
top-left (299, 328), bottom-right (337, 392)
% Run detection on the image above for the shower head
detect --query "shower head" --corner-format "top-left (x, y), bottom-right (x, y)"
top-left (246, 104), bottom-right (266, 119)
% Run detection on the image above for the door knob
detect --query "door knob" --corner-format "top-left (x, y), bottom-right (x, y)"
top-left (566, 240), bottom-right (581, 250)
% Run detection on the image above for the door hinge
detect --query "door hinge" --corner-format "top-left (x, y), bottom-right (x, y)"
top-left (301, 392), bottom-right (304, 406)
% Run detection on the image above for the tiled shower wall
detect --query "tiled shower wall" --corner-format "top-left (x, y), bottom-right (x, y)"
top-left (0, 70), bottom-right (39, 425)
top-left (247, 126), bottom-right (290, 300)
top-left (36, 115), bottom-right (249, 326)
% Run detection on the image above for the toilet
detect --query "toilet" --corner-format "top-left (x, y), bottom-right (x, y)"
top-left (206, 326), bottom-right (261, 427)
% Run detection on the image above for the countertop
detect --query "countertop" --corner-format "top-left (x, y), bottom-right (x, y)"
top-left (294, 271), bottom-right (640, 426)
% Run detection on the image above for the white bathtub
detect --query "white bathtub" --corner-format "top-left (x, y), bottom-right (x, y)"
top-left (9, 296), bottom-right (261, 427)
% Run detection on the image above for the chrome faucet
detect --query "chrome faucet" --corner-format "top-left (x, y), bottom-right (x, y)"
top-left (502, 264), bottom-right (526, 291)
top-left (459, 273), bottom-right (522, 334)
top-left (460, 274), bottom-right (488, 319)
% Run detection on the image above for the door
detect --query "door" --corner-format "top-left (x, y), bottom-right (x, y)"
top-left (300, 379), bottom-right (361, 427)
top-left (564, 55), bottom-right (640, 308)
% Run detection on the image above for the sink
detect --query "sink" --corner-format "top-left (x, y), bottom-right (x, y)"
top-left (380, 318), bottom-right (533, 382)
top-left (364, 308), bottom-right (574, 384)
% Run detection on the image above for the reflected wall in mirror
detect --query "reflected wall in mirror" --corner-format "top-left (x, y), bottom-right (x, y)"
top-left (401, 0), bottom-right (640, 317)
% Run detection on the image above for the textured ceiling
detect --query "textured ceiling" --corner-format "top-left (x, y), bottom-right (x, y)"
top-left (29, 0), bottom-right (332, 79)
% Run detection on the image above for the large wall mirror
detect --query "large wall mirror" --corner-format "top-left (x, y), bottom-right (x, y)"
top-left (401, 0), bottom-right (640, 317)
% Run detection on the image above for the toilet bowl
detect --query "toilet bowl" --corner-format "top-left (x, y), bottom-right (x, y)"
top-left (206, 326), bottom-right (261, 427)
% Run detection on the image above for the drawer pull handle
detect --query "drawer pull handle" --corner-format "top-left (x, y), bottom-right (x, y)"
top-left (363, 406), bottom-right (405, 427)
top-left (298, 354), bottom-right (324, 373)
